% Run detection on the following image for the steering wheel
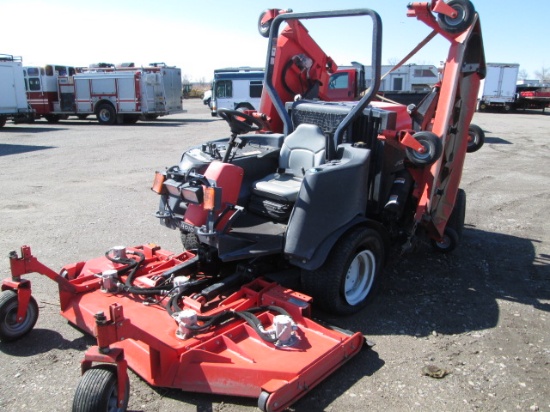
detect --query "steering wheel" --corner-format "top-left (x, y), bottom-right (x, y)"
top-left (217, 109), bottom-right (265, 136)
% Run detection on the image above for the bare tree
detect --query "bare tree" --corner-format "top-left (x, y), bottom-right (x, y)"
top-left (517, 68), bottom-right (529, 80)
top-left (387, 57), bottom-right (399, 66)
top-left (534, 66), bottom-right (550, 82)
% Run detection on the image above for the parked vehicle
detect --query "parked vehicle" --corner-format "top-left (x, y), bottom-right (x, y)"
top-left (0, 54), bottom-right (33, 127)
top-left (515, 82), bottom-right (550, 112)
top-left (202, 89), bottom-right (212, 107)
top-left (210, 67), bottom-right (264, 116)
top-left (477, 63), bottom-right (519, 111)
top-left (23, 63), bottom-right (184, 124)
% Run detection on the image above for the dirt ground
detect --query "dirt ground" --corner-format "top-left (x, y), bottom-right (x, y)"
top-left (0, 99), bottom-right (548, 412)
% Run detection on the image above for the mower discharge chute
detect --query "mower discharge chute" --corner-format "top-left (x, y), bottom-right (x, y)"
top-left (2, 2), bottom-right (485, 411)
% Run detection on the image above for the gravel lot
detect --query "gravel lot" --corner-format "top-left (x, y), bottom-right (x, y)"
top-left (0, 99), bottom-right (549, 412)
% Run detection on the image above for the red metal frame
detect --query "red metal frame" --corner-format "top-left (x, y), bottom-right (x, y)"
top-left (3, 245), bottom-right (364, 410)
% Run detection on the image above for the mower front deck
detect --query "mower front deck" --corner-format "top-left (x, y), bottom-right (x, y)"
top-left (3, 244), bottom-right (364, 412)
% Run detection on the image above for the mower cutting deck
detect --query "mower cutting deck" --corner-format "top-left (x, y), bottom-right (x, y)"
top-left (3, 244), bottom-right (363, 411)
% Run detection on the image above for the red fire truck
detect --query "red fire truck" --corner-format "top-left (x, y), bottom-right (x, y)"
top-left (23, 63), bottom-right (184, 125)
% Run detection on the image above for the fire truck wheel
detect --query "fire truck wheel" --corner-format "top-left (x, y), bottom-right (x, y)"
top-left (301, 226), bottom-right (384, 316)
top-left (0, 116), bottom-right (7, 127)
top-left (0, 290), bottom-right (39, 342)
top-left (431, 227), bottom-right (460, 253)
top-left (122, 114), bottom-right (140, 124)
top-left (405, 131), bottom-right (443, 166)
top-left (45, 114), bottom-right (61, 124)
top-left (96, 103), bottom-right (117, 125)
top-left (72, 365), bottom-right (129, 412)
top-left (467, 124), bottom-right (485, 153)
top-left (437, 0), bottom-right (475, 34)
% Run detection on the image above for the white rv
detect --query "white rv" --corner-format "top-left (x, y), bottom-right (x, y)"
top-left (210, 67), bottom-right (264, 116)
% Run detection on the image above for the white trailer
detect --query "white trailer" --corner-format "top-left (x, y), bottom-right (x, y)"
top-left (477, 63), bottom-right (519, 111)
top-left (0, 54), bottom-right (32, 127)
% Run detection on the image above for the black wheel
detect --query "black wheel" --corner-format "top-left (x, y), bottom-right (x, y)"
top-left (0, 116), bottom-right (6, 127)
top-left (122, 114), bottom-right (139, 124)
top-left (437, 0), bottom-right (475, 34)
top-left (448, 188), bottom-right (466, 240)
top-left (72, 365), bottom-right (129, 412)
top-left (0, 290), bottom-right (39, 342)
top-left (431, 227), bottom-right (460, 253)
top-left (96, 103), bottom-right (117, 125)
top-left (180, 230), bottom-right (200, 251)
top-left (467, 124), bottom-right (485, 153)
top-left (405, 131), bottom-right (443, 166)
top-left (45, 114), bottom-right (61, 124)
top-left (258, 10), bottom-right (273, 38)
top-left (301, 227), bottom-right (384, 316)
top-left (217, 108), bottom-right (264, 136)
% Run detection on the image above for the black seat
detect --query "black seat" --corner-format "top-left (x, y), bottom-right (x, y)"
top-left (251, 124), bottom-right (326, 203)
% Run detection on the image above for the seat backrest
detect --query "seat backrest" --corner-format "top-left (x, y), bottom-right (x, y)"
top-left (279, 124), bottom-right (326, 174)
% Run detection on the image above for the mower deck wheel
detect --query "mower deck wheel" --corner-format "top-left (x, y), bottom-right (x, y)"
top-left (467, 124), bottom-right (485, 153)
top-left (431, 227), bottom-right (460, 253)
top-left (72, 365), bottom-right (129, 412)
top-left (258, 390), bottom-right (271, 412)
top-left (437, 0), bottom-right (475, 34)
top-left (0, 290), bottom-right (39, 342)
top-left (405, 131), bottom-right (443, 166)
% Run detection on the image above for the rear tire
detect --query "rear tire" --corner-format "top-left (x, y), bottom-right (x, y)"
top-left (45, 114), bottom-right (61, 124)
top-left (96, 103), bottom-right (117, 125)
top-left (72, 365), bottom-right (129, 412)
top-left (122, 114), bottom-right (139, 124)
top-left (0, 290), bottom-right (39, 342)
top-left (301, 227), bottom-right (384, 316)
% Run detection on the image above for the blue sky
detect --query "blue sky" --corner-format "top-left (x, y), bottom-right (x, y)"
top-left (2, 0), bottom-right (548, 81)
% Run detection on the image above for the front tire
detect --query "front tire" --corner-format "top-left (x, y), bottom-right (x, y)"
top-left (72, 365), bottom-right (129, 412)
top-left (180, 230), bottom-right (200, 251)
top-left (0, 290), bottom-right (39, 342)
top-left (301, 227), bottom-right (384, 316)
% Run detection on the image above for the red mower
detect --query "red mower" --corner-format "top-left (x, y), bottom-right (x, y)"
top-left (2, 1), bottom-right (485, 411)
